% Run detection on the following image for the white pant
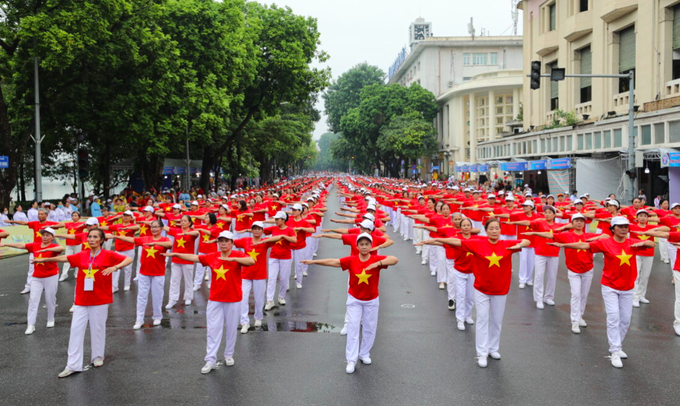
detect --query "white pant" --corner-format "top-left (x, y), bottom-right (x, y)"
top-left (241, 279), bottom-right (266, 325)
top-left (169, 263), bottom-right (194, 302)
top-left (472, 220), bottom-right (486, 236)
top-left (67, 304), bottom-right (108, 371)
top-left (454, 270), bottom-right (475, 322)
top-left (25, 253), bottom-right (34, 290)
top-left (62, 246), bottom-right (81, 275)
top-left (205, 301), bottom-right (240, 363)
top-left (136, 246), bottom-right (143, 275)
top-left (267, 258), bottom-right (292, 301)
top-left (435, 246), bottom-right (447, 284)
top-left (659, 238), bottom-right (670, 263)
top-left (519, 247), bottom-right (535, 284)
top-left (27, 274), bottom-right (58, 326)
top-left (674, 271), bottom-right (680, 328)
top-left (669, 244), bottom-right (678, 275)
top-left (422, 231), bottom-right (431, 263)
top-left (567, 270), bottom-right (593, 323)
top-left (634, 256), bottom-right (654, 301)
top-left (293, 246), bottom-right (310, 285)
top-left (136, 274), bottom-right (165, 322)
top-left (429, 241), bottom-right (438, 274)
top-left (474, 290), bottom-right (507, 357)
top-left (533, 255), bottom-right (559, 302)
top-left (392, 209), bottom-right (401, 232)
top-left (194, 262), bottom-right (209, 288)
top-left (112, 249), bottom-right (135, 290)
top-left (413, 227), bottom-right (424, 254)
top-left (345, 295), bottom-right (379, 363)
top-left (601, 285), bottom-right (633, 353)
top-left (445, 259), bottom-right (456, 301)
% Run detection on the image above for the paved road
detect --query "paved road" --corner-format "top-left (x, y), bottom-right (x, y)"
top-left (1, 191), bottom-right (680, 405)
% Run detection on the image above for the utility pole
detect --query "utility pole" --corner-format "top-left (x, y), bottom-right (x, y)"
top-left (185, 126), bottom-right (191, 190)
top-left (32, 57), bottom-right (43, 202)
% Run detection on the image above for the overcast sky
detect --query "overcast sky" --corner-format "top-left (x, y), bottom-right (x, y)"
top-left (271, 0), bottom-right (524, 139)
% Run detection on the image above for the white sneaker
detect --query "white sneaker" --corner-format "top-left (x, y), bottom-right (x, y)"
top-left (93, 357), bottom-right (104, 367)
top-left (536, 301), bottom-right (544, 310)
top-left (465, 318), bottom-right (475, 325)
top-left (225, 357), bottom-right (234, 366)
top-left (346, 361), bottom-right (356, 374)
top-left (69, 305), bottom-right (75, 313)
top-left (438, 282), bottom-right (445, 290)
top-left (204, 274), bottom-right (210, 281)
top-left (579, 318), bottom-right (587, 327)
top-left (59, 273), bottom-right (68, 282)
top-left (340, 325), bottom-right (348, 335)
top-left (254, 319), bottom-right (262, 327)
top-left (165, 301), bottom-right (177, 310)
top-left (124, 286), bottom-right (130, 291)
top-left (610, 353), bottom-right (623, 368)
top-left (313, 253), bottom-right (317, 257)
top-left (639, 297), bottom-right (650, 304)
top-left (519, 283), bottom-right (526, 289)
top-left (430, 271), bottom-right (436, 276)
top-left (544, 299), bottom-right (555, 306)
top-left (185, 300), bottom-right (191, 306)
top-left (421, 260), bottom-right (427, 265)
top-left (133, 322), bottom-right (143, 330)
top-left (278, 297), bottom-right (286, 305)
top-left (286, 286), bottom-right (290, 292)
top-left (25, 325), bottom-right (36, 335)
top-left (240, 324), bottom-right (250, 334)
top-left (58, 368), bottom-right (77, 378)
top-left (20, 288), bottom-right (30, 295)
top-left (133, 277), bottom-right (138, 282)
top-left (448, 300), bottom-right (456, 310)
top-left (264, 301), bottom-right (275, 311)
top-left (153, 319), bottom-right (161, 326)
top-left (632, 300), bottom-right (640, 308)
top-left (201, 362), bottom-right (215, 374)
top-left (618, 350), bottom-right (628, 359)
top-left (193, 286), bottom-right (200, 292)
top-left (360, 356), bottom-right (372, 365)
top-left (527, 281), bottom-right (533, 286)
top-left (303, 271), bottom-right (308, 277)
top-left (477, 356), bottom-right (488, 368)
top-left (457, 321), bottom-right (465, 331)
top-left (674, 325), bottom-right (680, 336)
top-left (112, 287), bottom-right (119, 293)
top-left (490, 352), bottom-right (501, 360)
top-left (571, 323), bottom-right (581, 334)
top-left (46, 321), bottom-right (55, 328)
top-left (296, 283), bottom-right (302, 289)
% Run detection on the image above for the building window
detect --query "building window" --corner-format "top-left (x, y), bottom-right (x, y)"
top-left (560, 136), bottom-right (565, 151)
top-left (654, 123), bottom-right (665, 144)
top-left (603, 130), bottom-right (611, 148)
top-left (673, 5), bottom-right (680, 80)
top-left (463, 77), bottom-right (471, 81)
top-left (585, 133), bottom-right (592, 149)
top-left (577, 134), bottom-right (584, 150)
top-left (549, 4), bottom-right (556, 31)
top-left (580, 0), bottom-right (588, 12)
top-left (490, 53), bottom-right (498, 65)
top-left (614, 129), bottom-right (623, 147)
top-left (670, 121), bottom-right (680, 142)
top-left (594, 131), bottom-right (601, 149)
top-left (580, 46), bottom-right (592, 103)
top-left (618, 26), bottom-right (636, 93)
top-left (473, 53), bottom-right (487, 65)
top-left (549, 61), bottom-right (559, 110)
top-left (641, 125), bottom-right (652, 145)
top-left (463, 53), bottom-right (471, 66)
top-left (541, 139), bottom-right (546, 152)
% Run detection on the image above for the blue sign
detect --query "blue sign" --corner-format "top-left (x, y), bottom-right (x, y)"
top-left (529, 160), bottom-right (547, 170)
top-left (661, 152), bottom-right (680, 168)
top-left (547, 158), bottom-right (572, 170)
top-left (0, 156), bottom-right (8, 169)
top-left (162, 167), bottom-right (175, 175)
top-left (470, 164), bottom-right (479, 173)
top-left (461, 165), bottom-right (470, 172)
top-left (478, 164), bottom-right (490, 172)
top-left (388, 48), bottom-right (409, 80)
top-left (499, 162), bottom-right (528, 171)
top-left (455, 166), bottom-right (462, 172)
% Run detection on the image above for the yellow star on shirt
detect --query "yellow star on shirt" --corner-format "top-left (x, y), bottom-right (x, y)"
top-left (101, 221), bottom-right (108, 226)
top-left (485, 252), bottom-right (503, 267)
top-left (165, 207), bottom-right (171, 212)
top-left (272, 205), bottom-right (278, 211)
top-left (139, 225), bottom-right (149, 235)
top-left (576, 239), bottom-right (585, 253)
top-left (466, 252), bottom-right (473, 257)
top-left (355, 269), bottom-right (372, 285)
top-left (441, 224), bottom-right (453, 228)
top-left (83, 242), bottom-right (91, 250)
top-left (616, 250), bottom-right (633, 266)
top-left (214, 265), bottom-right (229, 281)
top-left (145, 247), bottom-right (159, 258)
top-left (176, 238), bottom-right (186, 248)
top-left (36, 232), bottom-right (42, 238)
top-left (638, 234), bottom-right (650, 241)
top-left (247, 249), bottom-right (260, 261)
top-left (202, 234), bottom-right (210, 242)
top-left (35, 252), bottom-right (45, 266)
top-left (82, 267), bottom-right (99, 280)
top-left (217, 222), bottom-right (226, 230)
top-left (68, 228), bottom-right (76, 235)
top-left (276, 239), bottom-right (284, 245)
top-left (237, 214), bottom-right (246, 221)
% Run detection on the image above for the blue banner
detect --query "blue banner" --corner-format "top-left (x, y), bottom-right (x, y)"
top-left (162, 167), bottom-right (175, 175)
top-left (478, 164), bottom-right (490, 172)
top-left (529, 160), bottom-right (547, 170)
top-left (499, 162), bottom-right (528, 171)
top-left (470, 164), bottom-right (479, 173)
top-left (547, 158), bottom-right (572, 170)
top-left (661, 152), bottom-right (680, 168)
top-left (461, 165), bottom-right (470, 172)
top-left (0, 156), bottom-right (7, 169)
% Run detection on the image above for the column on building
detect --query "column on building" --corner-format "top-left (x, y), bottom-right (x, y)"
top-left (468, 93), bottom-right (476, 164)
top-left (513, 88), bottom-right (520, 122)
top-left (488, 89), bottom-right (496, 142)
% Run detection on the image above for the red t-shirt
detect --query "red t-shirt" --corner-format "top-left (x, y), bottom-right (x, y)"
top-left (529, 219), bottom-right (562, 257)
top-left (27, 221), bottom-right (58, 241)
top-left (287, 218), bottom-right (312, 250)
top-left (495, 207), bottom-right (517, 236)
top-left (168, 228), bottom-right (197, 264)
top-left (447, 232), bottom-right (479, 273)
top-left (137, 216), bottom-right (156, 237)
top-left (339, 255), bottom-right (388, 301)
top-left (133, 236), bottom-right (170, 276)
top-left (510, 212), bottom-right (540, 247)
top-left (234, 238), bottom-right (268, 280)
top-left (629, 223), bottom-right (658, 257)
top-left (263, 226), bottom-right (296, 259)
top-left (26, 243), bottom-right (60, 277)
top-left (68, 249), bottom-right (127, 306)
top-left (660, 216), bottom-right (680, 233)
top-left (460, 239), bottom-right (522, 295)
top-left (199, 250), bottom-right (249, 302)
top-left (341, 233), bottom-right (386, 256)
top-left (553, 231), bottom-right (598, 273)
top-left (252, 203), bottom-right (268, 222)
top-left (64, 222), bottom-right (86, 246)
top-left (589, 238), bottom-right (645, 291)
top-left (233, 209), bottom-right (252, 232)
top-left (108, 224), bottom-right (136, 252)
top-left (670, 232), bottom-right (680, 272)
top-left (196, 225), bottom-right (220, 254)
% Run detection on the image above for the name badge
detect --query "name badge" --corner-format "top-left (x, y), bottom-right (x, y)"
top-left (84, 278), bottom-right (94, 291)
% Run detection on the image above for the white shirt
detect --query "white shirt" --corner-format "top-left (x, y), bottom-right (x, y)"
top-left (27, 208), bottom-right (39, 222)
top-left (0, 213), bottom-right (10, 226)
top-left (13, 211), bottom-right (28, 222)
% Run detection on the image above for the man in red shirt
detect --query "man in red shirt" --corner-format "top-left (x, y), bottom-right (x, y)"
top-left (509, 200), bottom-right (539, 288)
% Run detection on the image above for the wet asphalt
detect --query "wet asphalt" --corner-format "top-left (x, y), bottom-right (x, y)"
top-left (1, 191), bottom-right (680, 405)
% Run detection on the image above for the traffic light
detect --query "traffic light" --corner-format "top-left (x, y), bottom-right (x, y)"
top-left (77, 148), bottom-right (89, 179)
top-left (530, 61), bottom-right (541, 90)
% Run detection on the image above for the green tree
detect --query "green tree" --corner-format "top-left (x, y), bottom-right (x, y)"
top-left (376, 113), bottom-right (437, 177)
top-left (314, 132), bottom-right (344, 171)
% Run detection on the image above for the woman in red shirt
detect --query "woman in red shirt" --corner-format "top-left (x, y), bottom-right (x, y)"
top-left (163, 230), bottom-right (255, 373)
top-left (59, 211), bottom-right (86, 281)
top-left (164, 215), bottom-right (200, 308)
top-left (302, 233), bottom-right (399, 374)
top-left (655, 199), bottom-right (671, 264)
top-left (100, 211), bottom-right (139, 292)
top-left (629, 209), bottom-right (660, 308)
top-left (194, 213), bottom-right (221, 290)
top-left (111, 220), bottom-right (171, 329)
top-left (437, 219), bottom-right (528, 368)
top-left (234, 221), bottom-right (269, 333)
top-left (233, 200), bottom-right (254, 241)
top-left (32, 228), bottom-right (132, 378)
top-left (1, 227), bottom-right (64, 335)
top-left (659, 203), bottom-right (680, 280)
top-left (261, 211), bottom-right (298, 309)
top-left (552, 216), bottom-right (654, 368)
top-left (288, 203), bottom-right (315, 290)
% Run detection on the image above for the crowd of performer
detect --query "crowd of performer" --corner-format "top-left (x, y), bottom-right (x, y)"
top-left (0, 175), bottom-right (679, 377)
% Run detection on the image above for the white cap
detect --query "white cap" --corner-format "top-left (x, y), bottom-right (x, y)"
top-left (362, 213), bottom-right (375, 221)
top-left (524, 192), bottom-right (532, 197)
top-left (172, 204), bottom-right (182, 209)
top-left (273, 211), bottom-right (287, 220)
top-left (610, 216), bottom-right (630, 227)
top-left (607, 200), bottom-right (620, 207)
top-left (522, 200), bottom-right (535, 207)
top-left (251, 221), bottom-right (265, 229)
top-left (292, 204), bottom-right (303, 211)
top-left (636, 209), bottom-right (649, 216)
top-left (579, 195), bottom-right (588, 199)
top-left (498, 190), bottom-right (505, 195)
top-left (453, 186), bottom-right (460, 190)
top-left (85, 218), bottom-right (99, 226)
top-left (143, 206), bottom-right (155, 213)
top-left (217, 231), bottom-right (235, 240)
top-left (671, 203), bottom-right (680, 209)
top-left (584, 193), bottom-right (590, 196)
top-left (505, 196), bottom-right (515, 201)
top-left (524, 184), bottom-right (529, 188)
top-left (42, 227), bottom-right (56, 236)
top-left (197, 194), bottom-right (203, 198)
top-left (366, 204), bottom-right (376, 211)
top-left (543, 205), bottom-right (556, 213)
top-left (221, 204), bottom-right (230, 211)
top-left (571, 213), bottom-right (586, 222)
top-left (472, 190), bottom-right (481, 194)
top-left (191, 201), bottom-right (199, 206)
top-left (356, 232), bottom-right (373, 247)
top-left (301, 202), bottom-right (309, 208)
top-left (124, 210), bottom-right (134, 216)
top-left (359, 219), bottom-right (375, 231)
top-left (487, 194), bottom-right (496, 199)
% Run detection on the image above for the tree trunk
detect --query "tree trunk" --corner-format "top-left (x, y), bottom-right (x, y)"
top-left (200, 146), bottom-right (216, 193)
top-left (0, 85), bottom-right (31, 208)
top-left (19, 161), bottom-right (26, 201)
top-left (102, 146), bottom-right (111, 199)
